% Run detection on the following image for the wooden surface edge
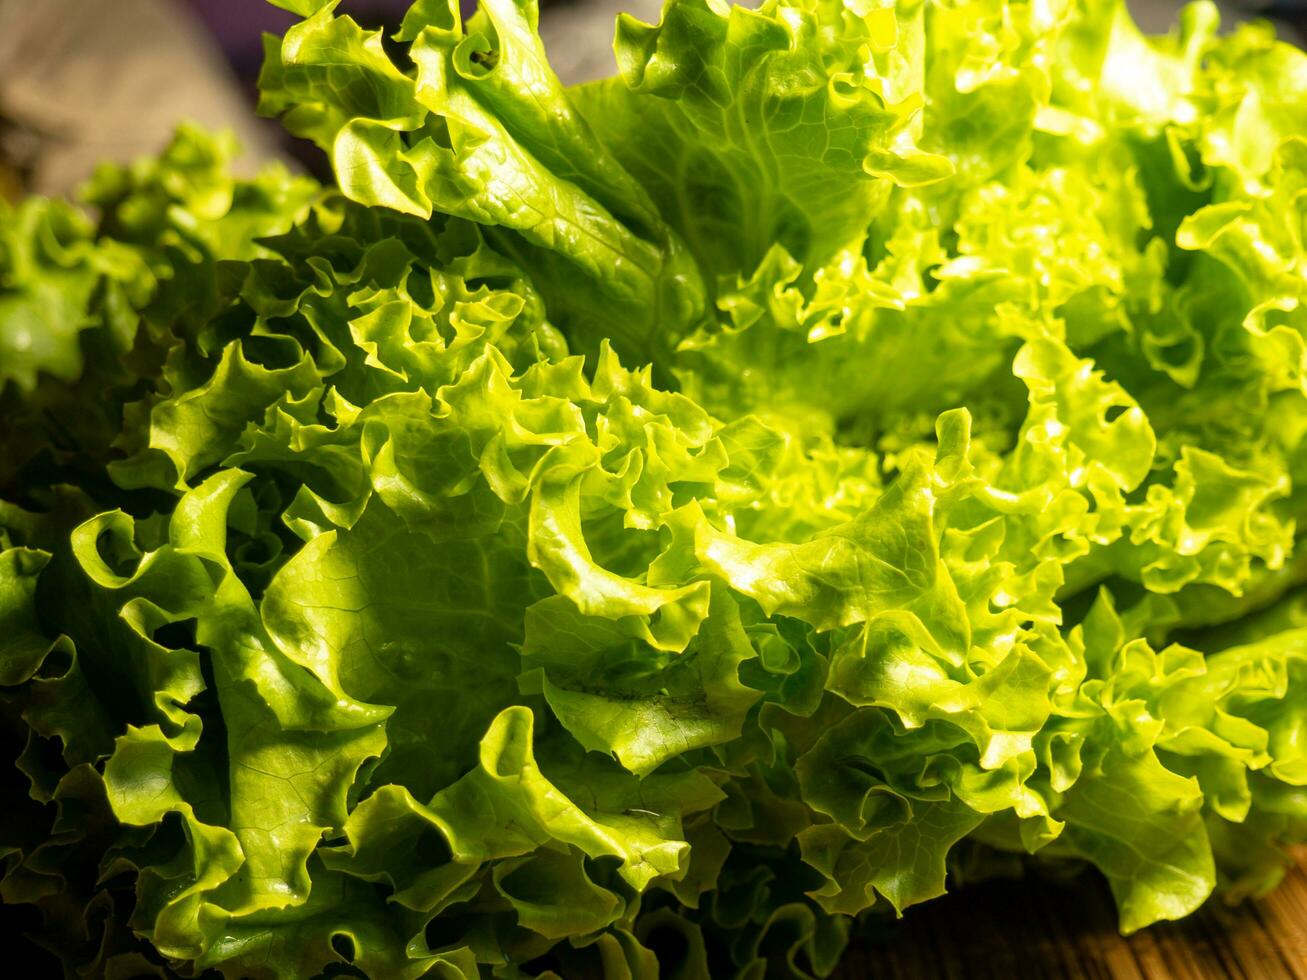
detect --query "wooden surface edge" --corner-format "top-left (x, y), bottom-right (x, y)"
top-left (839, 849), bottom-right (1307, 979)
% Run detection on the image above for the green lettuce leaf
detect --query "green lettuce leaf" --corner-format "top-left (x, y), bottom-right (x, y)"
top-left (5, 1), bottom-right (1307, 976)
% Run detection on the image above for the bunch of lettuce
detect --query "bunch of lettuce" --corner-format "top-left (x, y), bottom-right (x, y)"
top-left (4, 0), bottom-right (1307, 976)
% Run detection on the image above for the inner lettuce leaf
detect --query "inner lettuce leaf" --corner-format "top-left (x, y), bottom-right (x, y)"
top-left (3, 0), bottom-right (1307, 977)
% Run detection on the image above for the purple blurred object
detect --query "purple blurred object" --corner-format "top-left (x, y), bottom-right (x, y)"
top-left (186, 0), bottom-right (295, 70)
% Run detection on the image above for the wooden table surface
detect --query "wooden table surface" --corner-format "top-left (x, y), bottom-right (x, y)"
top-left (840, 851), bottom-right (1307, 979)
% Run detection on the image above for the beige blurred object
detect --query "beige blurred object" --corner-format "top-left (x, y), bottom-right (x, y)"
top-left (539, 0), bottom-right (663, 86)
top-left (1130, 0), bottom-right (1232, 31)
top-left (0, 0), bottom-right (284, 197)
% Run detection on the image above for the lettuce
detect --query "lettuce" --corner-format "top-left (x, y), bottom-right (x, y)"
top-left (3, 0), bottom-right (1307, 976)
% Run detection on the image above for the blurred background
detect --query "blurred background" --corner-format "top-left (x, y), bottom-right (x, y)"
top-left (0, 0), bottom-right (1304, 200)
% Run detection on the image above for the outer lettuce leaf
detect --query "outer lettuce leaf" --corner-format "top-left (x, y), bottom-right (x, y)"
top-left (263, 493), bottom-right (541, 799)
top-left (259, 0), bottom-right (706, 365)
top-left (575, 0), bottom-right (952, 280)
top-left (0, 199), bottom-right (145, 395)
top-left (5, 1), bottom-right (1307, 977)
top-left (0, 126), bottom-right (316, 495)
